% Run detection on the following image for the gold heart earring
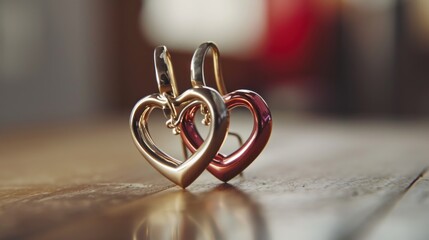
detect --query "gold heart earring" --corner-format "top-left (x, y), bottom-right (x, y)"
top-left (129, 46), bottom-right (230, 188)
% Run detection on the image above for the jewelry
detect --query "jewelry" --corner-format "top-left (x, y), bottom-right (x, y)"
top-left (180, 42), bottom-right (273, 182)
top-left (130, 46), bottom-right (229, 188)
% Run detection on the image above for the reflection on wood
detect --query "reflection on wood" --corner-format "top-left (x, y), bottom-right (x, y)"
top-left (30, 185), bottom-right (267, 240)
top-left (0, 114), bottom-right (428, 239)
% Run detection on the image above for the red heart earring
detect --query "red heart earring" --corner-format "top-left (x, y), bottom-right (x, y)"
top-left (180, 42), bottom-right (273, 182)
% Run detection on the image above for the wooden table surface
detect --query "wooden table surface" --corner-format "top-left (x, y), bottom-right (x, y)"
top-left (0, 112), bottom-right (428, 240)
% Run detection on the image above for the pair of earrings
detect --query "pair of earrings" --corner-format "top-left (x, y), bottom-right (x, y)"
top-left (130, 42), bottom-right (272, 188)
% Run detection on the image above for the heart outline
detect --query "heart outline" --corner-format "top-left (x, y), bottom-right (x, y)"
top-left (130, 87), bottom-right (229, 188)
top-left (180, 89), bottom-right (272, 182)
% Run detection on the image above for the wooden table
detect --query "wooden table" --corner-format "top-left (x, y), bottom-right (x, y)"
top-left (1, 112), bottom-right (428, 240)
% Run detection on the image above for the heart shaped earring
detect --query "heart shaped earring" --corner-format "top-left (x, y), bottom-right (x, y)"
top-left (180, 42), bottom-right (273, 182)
top-left (130, 46), bottom-right (230, 188)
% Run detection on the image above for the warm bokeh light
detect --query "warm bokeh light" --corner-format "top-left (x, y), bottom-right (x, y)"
top-left (1, 0), bottom-right (429, 129)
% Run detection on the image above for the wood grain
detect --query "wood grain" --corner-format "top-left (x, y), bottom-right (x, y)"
top-left (365, 170), bottom-right (429, 240)
top-left (0, 113), bottom-right (428, 239)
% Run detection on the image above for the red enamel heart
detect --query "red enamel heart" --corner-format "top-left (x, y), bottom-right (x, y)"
top-left (180, 90), bottom-right (272, 182)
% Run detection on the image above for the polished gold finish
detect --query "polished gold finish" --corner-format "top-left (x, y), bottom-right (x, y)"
top-left (190, 41), bottom-right (227, 96)
top-left (155, 47), bottom-right (179, 98)
top-left (130, 46), bottom-right (229, 188)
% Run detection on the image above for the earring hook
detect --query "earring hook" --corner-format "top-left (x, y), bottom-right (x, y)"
top-left (154, 46), bottom-right (181, 134)
top-left (190, 42), bottom-right (228, 96)
top-left (154, 46), bottom-right (179, 98)
top-left (189, 42), bottom-right (244, 150)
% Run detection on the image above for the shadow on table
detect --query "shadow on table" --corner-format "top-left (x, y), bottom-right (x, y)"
top-left (132, 184), bottom-right (269, 240)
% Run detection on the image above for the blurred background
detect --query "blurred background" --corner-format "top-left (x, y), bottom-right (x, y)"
top-left (1, 0), bottom-right (429, 130)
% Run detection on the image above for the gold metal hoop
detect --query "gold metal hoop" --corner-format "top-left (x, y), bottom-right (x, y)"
top-left (154, 46), bottom-right (179, 98)
top-left (190, 42), bottom-right (228, 95)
